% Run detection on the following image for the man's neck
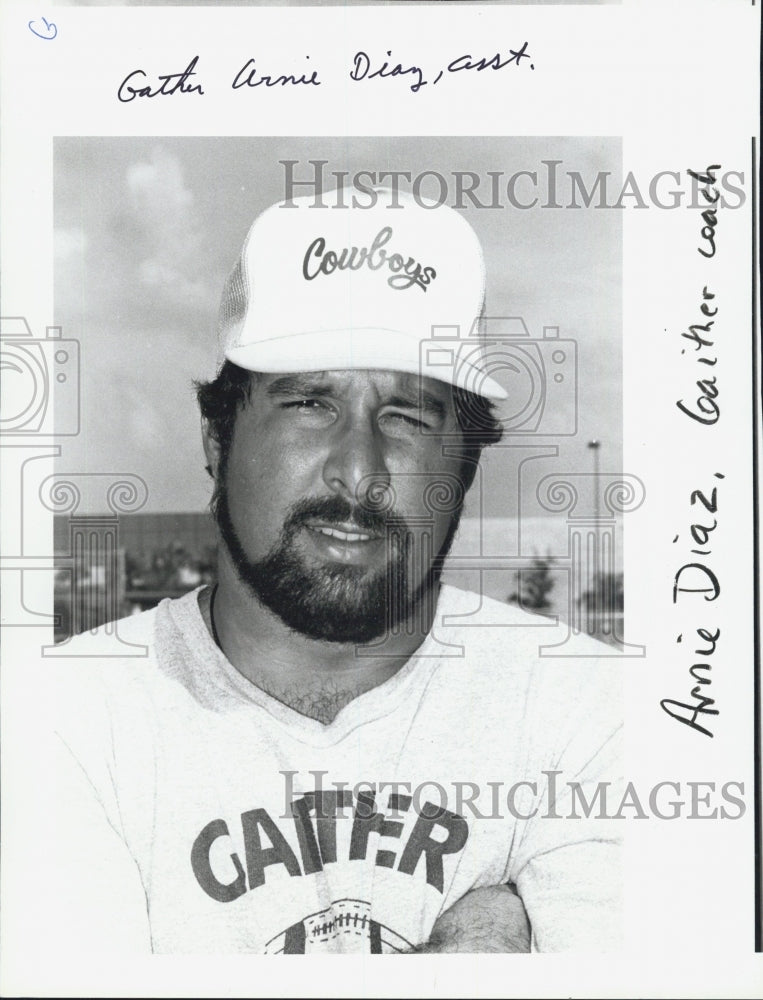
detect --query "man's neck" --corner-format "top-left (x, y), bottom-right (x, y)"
top-left (197, 568), bottom-right (439, 725)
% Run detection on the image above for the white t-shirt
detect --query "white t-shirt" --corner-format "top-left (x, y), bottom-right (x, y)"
top-left (33, 585), bottom-right (623, 954)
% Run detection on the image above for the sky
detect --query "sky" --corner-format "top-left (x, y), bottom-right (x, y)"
top-left (54, 135), bottom-right (622, 540)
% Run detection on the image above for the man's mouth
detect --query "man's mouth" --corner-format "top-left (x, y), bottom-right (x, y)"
top-left (306, 521), bottom-right (382, 544)
top-left (299, 519), bottom-right (389, 567)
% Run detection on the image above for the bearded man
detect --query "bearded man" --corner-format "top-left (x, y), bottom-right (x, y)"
top-left (37, 187), bottom-right (622, 955)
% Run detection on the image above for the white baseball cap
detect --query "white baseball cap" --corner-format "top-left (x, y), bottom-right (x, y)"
top-left (217, 186), bottom-right (508, 401)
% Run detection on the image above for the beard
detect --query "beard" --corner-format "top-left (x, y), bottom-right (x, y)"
top-left (213, 478), bottom-right (462, 645)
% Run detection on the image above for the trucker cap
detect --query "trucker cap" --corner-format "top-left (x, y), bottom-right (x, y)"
top-left (217, 186), bottom-right (508, 401)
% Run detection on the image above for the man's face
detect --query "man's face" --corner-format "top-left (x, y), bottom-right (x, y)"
top-left (208, 368), bottom-right (469, 644)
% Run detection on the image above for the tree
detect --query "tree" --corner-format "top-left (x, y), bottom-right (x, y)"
top-left (507, 555), bottom-right (556, 613)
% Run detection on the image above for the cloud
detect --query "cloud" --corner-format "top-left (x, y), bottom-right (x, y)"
top-left (124, 148), bottom-right (213, 310)
top-left (126, 150), bottom-right (193, 216)
top-left (54, 227), bottom-right (87, 262)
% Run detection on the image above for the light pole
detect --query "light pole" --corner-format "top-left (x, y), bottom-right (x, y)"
top-left (587, 440), bottom-right (601, 632)
top-left (588, 439), bottom-right (601, 523)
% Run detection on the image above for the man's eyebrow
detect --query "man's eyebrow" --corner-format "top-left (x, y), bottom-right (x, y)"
top-left (265, 375), bottom-right (448, 418)
top-left (387, 392), bottom-right (446, 419)
top-left (266, 375), bottom-right (334, 398)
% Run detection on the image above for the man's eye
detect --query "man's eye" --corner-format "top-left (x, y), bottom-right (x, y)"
top-left (380, 411), bottom-right (427, 431)
top-left (283, 398), bottom-right (329, 413)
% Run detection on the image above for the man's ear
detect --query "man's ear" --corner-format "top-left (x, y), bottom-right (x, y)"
top-left (201, 418), bottom-right (222, 480)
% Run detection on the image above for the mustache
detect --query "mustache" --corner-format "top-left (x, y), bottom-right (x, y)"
top-left (283, 495), bottom-right (410, 537)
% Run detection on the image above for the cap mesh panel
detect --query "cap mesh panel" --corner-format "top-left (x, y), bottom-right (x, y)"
top-left (217, 253), bottom-right (249, 344)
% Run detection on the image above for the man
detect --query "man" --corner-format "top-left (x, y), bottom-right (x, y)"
top-left (38, 187), bottom-right (622, 954)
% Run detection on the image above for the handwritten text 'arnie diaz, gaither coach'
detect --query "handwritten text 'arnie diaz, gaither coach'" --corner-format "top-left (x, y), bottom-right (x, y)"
top-left (662, 165), bottom-right (726, 742)
top-left (116, 47), bottom-right (535, 102)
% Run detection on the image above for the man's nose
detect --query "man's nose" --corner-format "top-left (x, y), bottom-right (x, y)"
top-left (321, 419), bottom-right (390, 506)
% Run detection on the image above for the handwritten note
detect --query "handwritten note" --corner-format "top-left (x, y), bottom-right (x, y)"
top-left (28, 16), bottom-right (57, 40)
top-left (662, 164), bottom-right (725, 740)
top-left (117, 46), bottom-right (535, 103)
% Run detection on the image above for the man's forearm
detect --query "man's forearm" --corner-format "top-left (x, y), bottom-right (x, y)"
top-left (409, 884), bottom-right (531, 954)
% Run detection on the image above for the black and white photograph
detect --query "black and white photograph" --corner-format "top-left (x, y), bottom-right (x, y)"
top-left (0, 1), bottom-right (760, 997)
top-left (43, 136), bottom-right (624, 955)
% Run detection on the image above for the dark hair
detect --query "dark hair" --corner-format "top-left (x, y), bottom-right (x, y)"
top-left (196, 361), bottom-right (257, 462)
top-left (196, 361), bottom-right (503, 479)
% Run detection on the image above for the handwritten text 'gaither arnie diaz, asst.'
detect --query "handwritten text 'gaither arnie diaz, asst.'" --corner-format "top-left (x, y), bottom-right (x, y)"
top-left (662, 165), bottom-right (725, 740)
top-left (116, 47), bottom-right (535, 102)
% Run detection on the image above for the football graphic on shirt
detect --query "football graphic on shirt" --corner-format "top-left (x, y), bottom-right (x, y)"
top-left (264, 898), bottom-right (412, 954)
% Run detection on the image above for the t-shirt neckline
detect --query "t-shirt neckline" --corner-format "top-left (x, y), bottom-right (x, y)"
top-left (162, 586), bottom-right (450, 746)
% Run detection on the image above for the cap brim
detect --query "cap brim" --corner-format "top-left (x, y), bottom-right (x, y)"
top-left (225, 327), bottom-right (508, 401)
